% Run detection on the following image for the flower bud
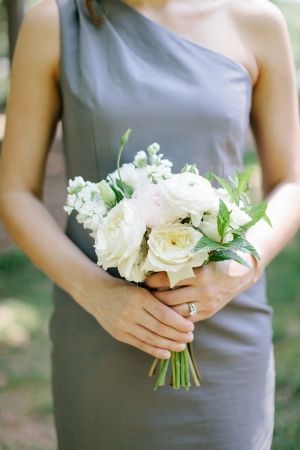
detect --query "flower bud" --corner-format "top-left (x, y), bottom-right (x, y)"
top-left (98, 180), bottom-right (116, 207)
top-left (147, 143), bottom-right (160, 156)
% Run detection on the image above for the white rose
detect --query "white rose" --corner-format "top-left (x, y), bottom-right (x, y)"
top-left (162, 172), bottom-right (218, 225)
top-left (143, 223), bottom-right (208, 288)
top-left (94, 200), bottom-right (146, 281)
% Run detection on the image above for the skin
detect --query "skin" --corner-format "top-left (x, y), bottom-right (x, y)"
top-left (0, 0), bottom-right (300, 360)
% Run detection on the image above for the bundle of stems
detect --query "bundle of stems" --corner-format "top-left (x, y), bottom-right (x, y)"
top-left (148, 342), bottom-right (201, 390)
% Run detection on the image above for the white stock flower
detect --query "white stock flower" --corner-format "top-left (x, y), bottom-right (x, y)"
top-left (162, 172), bottom-right (218, 225)
top-left (64, 178), bottom-right (107, 233)
top-left (133, 151), bottom-right (148, 168)
top-left (143, 223), bottom-right (208, 288)
top-left (94, 200), bottom-right (146, 281)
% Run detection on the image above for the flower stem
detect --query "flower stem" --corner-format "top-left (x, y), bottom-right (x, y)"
top-left (154, 358), bottom-right (170, 391)
top-left (187, 346), bottom-right (201, 387)
top-left (148, 358), bottom-right (158, 377)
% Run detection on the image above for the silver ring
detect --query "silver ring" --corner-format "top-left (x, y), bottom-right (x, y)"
top-left (187, 302), bottom-right (197, 317)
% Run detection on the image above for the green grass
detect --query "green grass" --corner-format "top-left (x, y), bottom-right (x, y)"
top-left (0, 230), bottom-right (300, 449)
top-left (0, 249), bottom-right (55, 449)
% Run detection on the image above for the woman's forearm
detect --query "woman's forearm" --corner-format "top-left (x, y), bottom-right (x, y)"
top-left (0, 190), bottom-right (110, 305)
top-left (246, 180), bottom-right (300, 268)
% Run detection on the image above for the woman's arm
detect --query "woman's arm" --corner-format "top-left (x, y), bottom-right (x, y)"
top-left (245, 1), bottom-right (300, 266)
top-left (146, 1), bottom-right (300, 319)
top-left (0, 0), bottom-right (194, 356)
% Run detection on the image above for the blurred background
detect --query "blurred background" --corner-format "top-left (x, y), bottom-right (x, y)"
top-left (0, 1), bottom-right (300, 449)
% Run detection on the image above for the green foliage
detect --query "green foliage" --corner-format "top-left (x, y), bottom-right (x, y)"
top-left (217, 199), bottom-right (231, 241)
top-left (243, 201), bottom-right (272, 230)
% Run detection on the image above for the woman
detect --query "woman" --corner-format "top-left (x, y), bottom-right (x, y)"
top-left (0, 0), bottom-right (300, 448)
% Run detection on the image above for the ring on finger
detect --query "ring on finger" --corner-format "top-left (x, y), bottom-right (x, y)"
top-left (187, 301), bottom-right (197, 317)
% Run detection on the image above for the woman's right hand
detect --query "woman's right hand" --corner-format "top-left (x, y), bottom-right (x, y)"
top-left (76, 275), bottom-right (195, 360)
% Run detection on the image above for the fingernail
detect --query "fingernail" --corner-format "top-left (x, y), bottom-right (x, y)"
top-left (187, 332), bottom-right (194, 340)
top-left (162, 351), bottom-right (171, 359)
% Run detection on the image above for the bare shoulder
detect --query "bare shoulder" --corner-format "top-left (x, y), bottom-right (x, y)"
top-left (231, 0), bottom-right (287, 32)
top-left (230, 0), bottom-right (290, 74)
top-left (16, 0), bottom-right (60, 79)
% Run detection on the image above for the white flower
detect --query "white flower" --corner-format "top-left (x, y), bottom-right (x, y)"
top-left (94, 200), bottom-right (146, 282)
top-left (109, 163), bottom-right (149, 194)
top-left (64, 178), bottom-right (107, 233)
top-left (162, 172), bottom-right (218, 225)
top-left (134, 184), bottom-right (179, 228)
top-left (133, 151), bottom-right (148, 168)
top-left (143, 223), bottom-right (208, 287)
top-left (199, 212), bottom-right (234, 243)
top-left (215, 189), bottom-right (251, 228)
top-left (147, 143), bottom-right (160, 156)
top-left (98, 180), bottom-right (116, 207)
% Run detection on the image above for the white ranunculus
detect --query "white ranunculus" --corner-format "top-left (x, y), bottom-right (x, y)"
top-left (94, 200), bottom-right (146, 281)
top-left (162, 172), bottom-right (219, 225)
top-left (143, 223), bottom-right (209, 287)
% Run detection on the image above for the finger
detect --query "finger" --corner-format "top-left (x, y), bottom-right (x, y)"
top-left (187, 303), bottom-right (224, 323)
top-left (144, 271), bottom-right (170, 289)
top-left (153, 286), bottom-right (197, 307)
top-left (124, 333), bottom-right (171, 359)
top-left (145, 296), bottom-right (194, 333)
top-left (172, 302), bottom-right (196, 317)
top-left (131, 323), bottom-right (187, 353)
top-left (136, 311), bottom-right (194, 344)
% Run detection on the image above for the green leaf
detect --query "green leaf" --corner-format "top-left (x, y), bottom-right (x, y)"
top-left (209, 249), bottom-right (250, 267)
top-left (217, 199), bottom-right (231, 241)
top-left (225, 236), bottom-right (260, 259)
top-left (242, 201), bottom-right (271, 231)
top-left (235, 166), bottom-right (254, 197)
top-left (214, 175), bottom-right (239, 204)
top-left (193, 235), bottom-right (224, 253)
top-left (116, 178), bottom-right (134, 198)
top-left (203, 168), bottom-right (214, 182)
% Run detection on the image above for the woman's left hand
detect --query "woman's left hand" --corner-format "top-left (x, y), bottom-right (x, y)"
top-left (144, 254), bottom-right (260, 322)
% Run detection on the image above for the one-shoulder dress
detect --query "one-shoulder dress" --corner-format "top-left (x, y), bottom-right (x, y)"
top-left (50, 1), bottom-right (275, 449)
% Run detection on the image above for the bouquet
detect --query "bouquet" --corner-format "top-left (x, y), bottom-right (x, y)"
top-left (64, 129), bottom-right (270, 390)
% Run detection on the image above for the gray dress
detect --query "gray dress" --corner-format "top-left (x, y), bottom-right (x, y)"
top-left (50, 0), bottom-right (275, 448)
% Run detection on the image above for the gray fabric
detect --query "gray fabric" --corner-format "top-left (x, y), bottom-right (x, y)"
top-left (50, 0), bottom-right (275, 448)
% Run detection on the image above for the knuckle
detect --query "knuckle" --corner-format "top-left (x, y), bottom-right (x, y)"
top-left (153, 321), bottom-right (164, 335)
